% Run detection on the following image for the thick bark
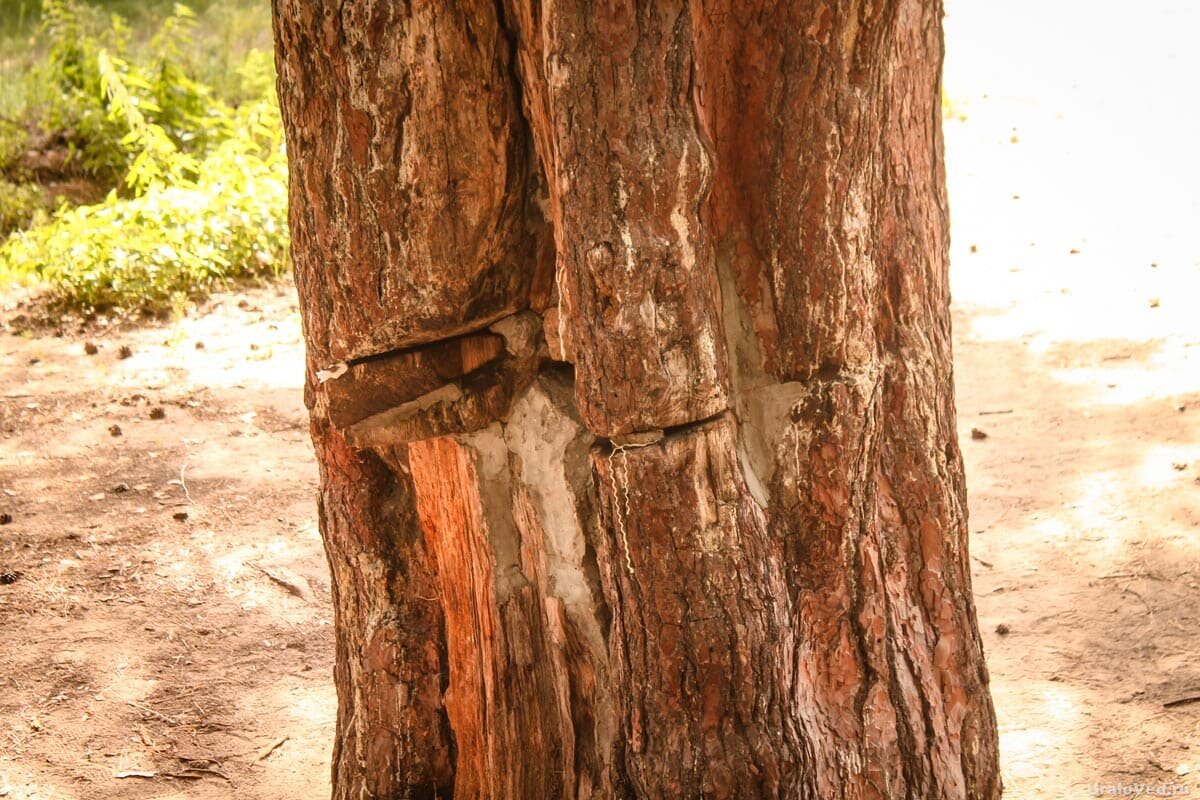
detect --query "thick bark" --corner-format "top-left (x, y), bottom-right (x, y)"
top-left (273, 0), bottom-right (549, 364)
top-left (274, 0), bottom-right (1001, 798)
top-left (504, 1), bottom-right (730, 437)
top-left (310, 421), bottom-right (454, 799)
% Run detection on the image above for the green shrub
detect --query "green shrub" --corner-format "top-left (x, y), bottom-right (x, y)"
top-left (1, 99), bottom-right (287, 310)
top-left (0, 179), bottom-right (54, 235)
top-left (37, 0), bottom-right (232, 180)
top-left (0, 1), bottom-right (290, 312)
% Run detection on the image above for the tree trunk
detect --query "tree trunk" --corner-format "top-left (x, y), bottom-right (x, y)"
top-left (273, 0), bottom-right (1002, 798)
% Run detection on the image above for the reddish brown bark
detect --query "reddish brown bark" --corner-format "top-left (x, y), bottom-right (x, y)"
top-left (309, 421), bottom-right (453, 798)
top-left (274, 0), bottom-right (1001, 797)
top-left (504, 1), bottom-right (730, 437)
top-left (273, 0), bottom-right (547, 364)
top-left (591, 413), bottom-right (798, 796)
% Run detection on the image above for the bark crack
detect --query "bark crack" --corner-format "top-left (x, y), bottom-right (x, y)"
top-left (597, 408), bottom-right (733, 450)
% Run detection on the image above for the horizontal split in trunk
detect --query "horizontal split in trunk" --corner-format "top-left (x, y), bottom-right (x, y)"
top-left (328, 313), bottom-right (544, 448)
top-left (322, 331), bottom-right (506, 428)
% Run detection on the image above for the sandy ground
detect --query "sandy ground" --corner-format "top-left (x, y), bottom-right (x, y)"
top-left (0, 288), bottom-right (334, 799)
top-left (946, 0), bottom-right (1200, 796)
top-left (1, 1), bottom-right (1199, 798)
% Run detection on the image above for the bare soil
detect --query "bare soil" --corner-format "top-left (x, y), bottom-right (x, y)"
top-left (946, 1), bottom-right (1200, 795)
top-left (0, 286), bottom-right (334, 799)
top-left (2, 2), bottom-right (1199, 798)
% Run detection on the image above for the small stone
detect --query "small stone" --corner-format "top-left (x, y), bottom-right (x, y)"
top-left (149, 407), bottom-right (166, 420)
top-left (0, 570), bottom-right (19, 584)
top-left (172, 511), bottom-right (189, 522)
top-left (108, 424), bottom-right (123, 437)
top-left (0, 513), bottom-right (12, 525)
top-left (1172, 462), bottom-right (1188, 471)
top-left (27, 357), bottom-right (40, 365)
top-left (995, 623), bottom-right (1011, 635)
top-left (118, 345), bottom-right (133, 359)
top-left (1150, 298), bottom-right (1161, 308)
top-left (84, 342), bottom-right (99, 355)
top-left (971, 428), bottom-right (988, 440)
top-left (969, 244), bottom-right (978, 253)
top-left (194, 341), bottom-right (205, 350)
top-left (1069, 248), bottom-right (1081, 255)
top-left (111, 483), bottom-right (130, 493)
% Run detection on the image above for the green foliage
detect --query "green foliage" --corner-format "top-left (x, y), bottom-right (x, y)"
top-left (0, 1), bottom-right (41, 40)
top-left (96, 49), bottom-right (201, 191)
top-left (0, 0), bottom-right (290, 312)
top-left (2, 100), bottom-right (287, 310)
top-left (0, 179), bottom-right (54, 235)
top-left (37, 0), bottom-right (232, 179)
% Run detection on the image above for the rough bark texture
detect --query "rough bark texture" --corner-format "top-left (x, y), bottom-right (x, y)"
top-left (274, 0), bottom-right (1002, 797)
top-left (273, 0), bottom-right (548, 365)
top-left (310, 421), bottom-right (454, 799)
top-left (505, 1), bottom-right (730, 437)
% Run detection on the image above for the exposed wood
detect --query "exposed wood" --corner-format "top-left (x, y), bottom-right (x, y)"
top-left (323, 332), bottom-right (505, 428)
top-left (309, 424), bottom-right (453, 799)
top-left (408, 435), bottom-right (574, 799)
top-left (407, 436), bottom-right (509, 798)
top-left (346, 348), bottom-right (538, 449)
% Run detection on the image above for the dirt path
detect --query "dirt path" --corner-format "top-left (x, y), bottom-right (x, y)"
top-left (0, 287), bottom-right (334, 799)
top-left (946, 1), bottom-right (1200, 796)
top-left (2, 3), bottom-right (1199, 799)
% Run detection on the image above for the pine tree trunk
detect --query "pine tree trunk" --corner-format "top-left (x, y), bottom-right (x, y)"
top-left (273, 1), bottom-right (1002, 797)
